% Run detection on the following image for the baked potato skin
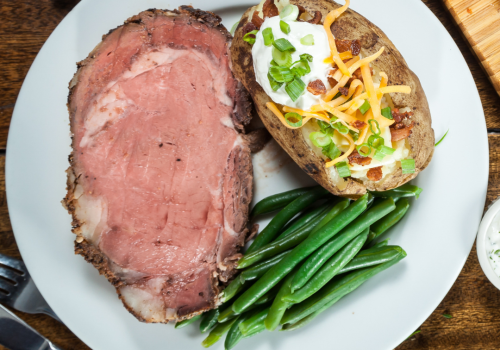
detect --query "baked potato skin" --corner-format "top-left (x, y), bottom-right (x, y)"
top-left (230, 0), bottom-right (434, 197)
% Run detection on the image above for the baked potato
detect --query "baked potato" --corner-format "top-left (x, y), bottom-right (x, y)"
top-left (230, 0), bottom-right (434, 197)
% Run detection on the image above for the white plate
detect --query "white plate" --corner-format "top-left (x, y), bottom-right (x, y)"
top-left (6, 0), bottom-right (488, 349)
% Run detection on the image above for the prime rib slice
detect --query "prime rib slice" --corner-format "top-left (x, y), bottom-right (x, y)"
top-left (63, 6), bottom-right (253, 323)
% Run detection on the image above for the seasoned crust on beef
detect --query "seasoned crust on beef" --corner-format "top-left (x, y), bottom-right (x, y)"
top-left (64, 6), bottom-right (253, 324)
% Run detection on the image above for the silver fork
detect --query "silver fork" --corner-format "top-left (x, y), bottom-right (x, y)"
top-left (0, 253), bottom-right (60, 322)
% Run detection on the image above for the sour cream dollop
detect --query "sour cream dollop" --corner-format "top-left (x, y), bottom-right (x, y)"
top-left (486, 210), bottom-right (500, 275)
top-left (252, 16), bottom-right (332, 110)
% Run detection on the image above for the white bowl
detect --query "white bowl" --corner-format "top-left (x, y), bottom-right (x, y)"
top-left (477, 198), bottom-right (500, 290)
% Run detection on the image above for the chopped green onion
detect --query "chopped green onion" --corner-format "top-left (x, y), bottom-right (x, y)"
top-left (270, 60), bottom-right (278, 66)
top-left (442, 313), bottom-right (453, 319)
top-left (262, 27), bottom-right (274, 46)
top-left (349, 130), bottom-right (359, 142)
top-left (230, 21), bottom-right (240, 35)
top-left (273, 38), bottom-right (296, 52)
top-left (272, 48), bottom-right (292, 67)
top-left (373, 145), bottom-right (395, 161)
top-left (356, 143), bottom-right (372, 157)
top-left (401, 158), bottom-right (415, 174)
top-left (309, 132), bottom-right (331, 147)
top-left (268, 73), bottom-right (283, 91)
top-left (300, 53), bottom-right (313, 62)
top-left (284, 112), bottom-right (303, 127)
top-left (359, 100), bottom-right (371, 114)
top-left (336, 161), bottom-right (351, 177)
top-left (317, 120), bottom-right (333, 136)
top-left (406, 330), bottom-right (421, 340)
top-left (381, 107), bottom-right (393, 120)
top-left (285, 77), bottom-right (305, 101)
top-left (279, 4), bottom-right (300, 21)
top-left (368, 119), bottom-right (381, 136)
top-left (280, 20), bottom-right (291, 34)
top-left (367, 135), bottom-right (384, 148)
top-left (243, 30), bottom-right (259, 45)
top-left (331, 122), bottom-right (349, 135)
top-left (290, 59), bottom-right (310, 77)
top-left (322, 142), bottom-right (341, 160)
top-left (269, 66), bottom-right (294, 83)
top-left (435, 129), bottom-right (449, 146)
top-left (300, 34), bottom-right (314, 46)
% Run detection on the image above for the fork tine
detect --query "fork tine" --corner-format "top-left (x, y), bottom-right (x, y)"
top-left (0, 278), bottom-right (16, 295)
top-left (0, 266), bottom-right (23, 284)
top-left (0, 253), bottom-right (26, 273)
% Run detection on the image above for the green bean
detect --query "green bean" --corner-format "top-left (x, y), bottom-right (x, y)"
top-left (371, 239), bottom-right (389, 249)
top-left (284, 229), bottom-right (369, 303)
top-left (224, 305), bottom-right (269, 350)
top-left (218, 286), bottom-right (278, 323)
top-left (290, 198), bottom-right (396, 293)
top-left (232, 194), bottom-right (369, 314)
top-left (202, 316), bottom-right (239, 348)
top-left (224, 313), bottom-right (250, 350)
top-left (175, 314), bottom-right (201, 329)
top-left (220, 278), bottom-right (247, 304)
top-left (238, 204), bottom-right (334, 269)
top-left (280, 294), bottom-right (342, 332)
top-left (243, 319), bottom-right (266, 337)
top-left (338, 245), bottom-right (404, 274)
top-left (309, 198), bottom-right (350, 235)
top-left (247, 187), bottom-right (329, 253)
top-left (277, 203), bottom-right (331, 240)
top-left (366, 198), bottom-right (410, 245)
top-left (239, 307), bottom-right (270, 336)
top-left (281, 249), bottom-right (406, 325)
top-left (250, 186), bottom-right (319, 218)
top-left (265, 269), bottom-right (297, 331)
top-left (239, 251), bottom-right (290, 283)
top-left (370, 183), bottom-right (422, 199)
top-left (200, 308), bottom-right (220, 333)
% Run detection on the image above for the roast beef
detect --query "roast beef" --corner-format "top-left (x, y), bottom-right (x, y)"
top-left (63, 6), bottom-right (253, 323)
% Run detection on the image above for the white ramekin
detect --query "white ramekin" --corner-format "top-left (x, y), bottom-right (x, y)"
top-left (477, 198), bottom-right (500, 290)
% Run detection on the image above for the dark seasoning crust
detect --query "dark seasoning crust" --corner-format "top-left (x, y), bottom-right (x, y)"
top-left (231, 0), bottom-right (434, 198)
top-left (63, 6), bottom-right (256, 323)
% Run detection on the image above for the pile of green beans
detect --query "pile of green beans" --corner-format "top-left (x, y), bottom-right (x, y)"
top-left (173, 184), bottom-right (418, 349)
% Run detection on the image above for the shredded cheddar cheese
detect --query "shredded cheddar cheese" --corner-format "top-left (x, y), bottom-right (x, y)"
top-left (324, 51), bottom-right (353, 64)
top-left (331, 47), bottom-right (385, 83)
top-left (324, 0), bottom-right (351, 77)
top-left (325, 132), bottom-right (355, 167)
top-left (319, 99), bottom-right (358, 124)
top-left (267, 102), bottom-right (313, 129)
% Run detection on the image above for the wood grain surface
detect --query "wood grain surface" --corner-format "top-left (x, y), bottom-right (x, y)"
top-left (0, 0), bottom-right (500, 349)
top-left (444, 0), bottom-right (500, 97)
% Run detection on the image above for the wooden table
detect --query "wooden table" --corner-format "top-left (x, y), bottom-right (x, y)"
top-left (1, 0), bottom-right (500, 349)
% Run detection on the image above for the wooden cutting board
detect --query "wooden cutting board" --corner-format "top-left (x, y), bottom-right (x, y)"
top-left (443, 0), bottom-right (500, 97)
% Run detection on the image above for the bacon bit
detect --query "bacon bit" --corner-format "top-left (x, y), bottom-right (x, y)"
top-left (338, 87), bottom-right (349, 96)
top-left (251, 11), bottom-right (264, 29)
top-left (328, 76), bottom-right (338, 87)
top-left (348, 67), bottom-right (373, 85)
top-left (262, 0), bottom-right (279, 18)
top-left (307, 79), bottom-right (327, 95)
top-left (348, 149), bottom-right (372, 166)
top-left (367, 166), bottom-right (383, 181)
top-left (297, 4), bottom-right (306, 15)
top-left (467, 7), bottom-right (473, 14)
top-left (351, 120), bottom-right (366, 129)
top-left (308, 11), bottom-right (322, 24)
top-left (391, 108), bottom-right (414, 123)
top-left (335, 39), bottom-right (362, 56)
top-left (390, 121), bottom-right (415, 141)
top-left (242, 22), bottom-right (257, 35)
